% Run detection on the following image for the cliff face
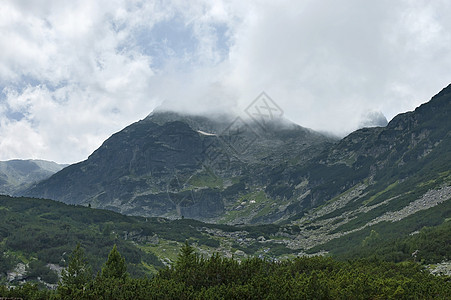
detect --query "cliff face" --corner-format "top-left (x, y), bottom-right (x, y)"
top-left (23, 112), bottom-right (333, 221)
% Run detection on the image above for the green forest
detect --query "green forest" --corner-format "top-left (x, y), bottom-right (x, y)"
top-left (1, 242), bottom-right (450, 299)
top-left (1, 195), bottom-right (450, 299)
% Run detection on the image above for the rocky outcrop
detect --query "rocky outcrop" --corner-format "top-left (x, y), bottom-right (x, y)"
top-left (7, 263), bottom-right (27, 282)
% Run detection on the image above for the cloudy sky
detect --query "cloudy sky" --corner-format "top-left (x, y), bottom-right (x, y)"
top-left (1, 0), bottom-right (451, 164)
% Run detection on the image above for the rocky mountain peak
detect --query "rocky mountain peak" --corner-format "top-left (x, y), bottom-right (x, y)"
top-left (20, 84), bottom-right (450, 225)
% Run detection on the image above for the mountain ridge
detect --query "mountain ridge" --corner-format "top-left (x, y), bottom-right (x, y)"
top-left (21, 84), bottom-right (450, 228)
top-left (22, 112), bottom-right (334, 222)
top-left (0, 159), bottom-right (67, 195)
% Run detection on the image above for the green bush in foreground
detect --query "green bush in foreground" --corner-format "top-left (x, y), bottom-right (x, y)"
top-left (1, 243), bottom-right (450, 299)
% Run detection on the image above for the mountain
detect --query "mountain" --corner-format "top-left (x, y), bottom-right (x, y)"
top-left (272, 83), bottom-right (450, 210)
top-left (265, 83), bottom-right (451, 251)
top-left (4, 84), bottom-right (451, 288)
top-left (0, 160), bottom-right (67, 195)
top-left (23, 112), bottom-right (334, 222)
top-left (22, 84), bottom-right (450, 231)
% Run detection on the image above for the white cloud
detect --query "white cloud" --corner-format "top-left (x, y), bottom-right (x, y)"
top-left (0, 0), bottom-right (162, 163)
top-left (224, 0), bottom-right (451, 133)
top-left (1, 0), bottom-right (451, 163)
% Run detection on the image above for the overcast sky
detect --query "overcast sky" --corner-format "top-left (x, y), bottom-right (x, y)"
top-left (1, 0), bottom-right (451, 164)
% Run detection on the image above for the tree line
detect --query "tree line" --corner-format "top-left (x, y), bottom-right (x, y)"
top-left (1, 243), bottom-right (450, 299)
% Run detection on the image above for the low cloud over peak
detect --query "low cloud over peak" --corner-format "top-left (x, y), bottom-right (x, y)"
top-left (358, 111), bottom-right (389, 129)
top-left (1, 0), bottom-right (451, 163)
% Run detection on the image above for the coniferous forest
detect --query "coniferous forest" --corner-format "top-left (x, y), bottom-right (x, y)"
top-left (1, 242), bottom-right (450, 299)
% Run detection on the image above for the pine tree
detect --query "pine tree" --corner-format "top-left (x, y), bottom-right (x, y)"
top-left (58, 243), bottom-right (92, 298)
top-left (101, 244), bottom-right (128, 281)
top-left (174, 241), bottom-right (200, 287)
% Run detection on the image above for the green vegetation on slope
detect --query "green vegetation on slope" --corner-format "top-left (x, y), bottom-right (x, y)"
top-left (0, 195), bottom-right (227, 282)
top-left (1, 243), bottom-right (450, 299)
top-left (0, 194), bottom-right (302, 285)
top-left (310, 200), bottom-right (451, 264)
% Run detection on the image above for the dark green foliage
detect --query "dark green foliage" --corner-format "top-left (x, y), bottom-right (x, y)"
top-left (157, 250), bottom-right (451, 299)
top-left (345, 219), bottom-right (451, 264)
top-left (139, 218), bottom-right (222, 246)
top-left (241, 223), bottom-right (280, 238)
top-left (27, 260), bottom-right (59, 284)
top-left (0, 194), bottom-right (302, 282)
top-left (1, 243), bottom-right (451, 299)
top-left (100, 245), bottom-right (128, 281)
top-left (233, 241), bottom-right (297, 256)
top-left (58, 244), bottom-right (92, 299)
top-left (0, 250), bottom-right (16, 279)
top-left (0, 195), bottom-right (233, 277)
top-left (311, 201), bottom-right (451, 264)
top-left (0, 282), bottom-right (53, 300)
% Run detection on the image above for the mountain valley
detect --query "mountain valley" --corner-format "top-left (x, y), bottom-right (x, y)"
top-left (1, 84), bottom-right (450, 292)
